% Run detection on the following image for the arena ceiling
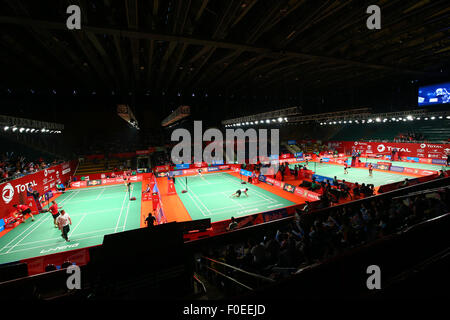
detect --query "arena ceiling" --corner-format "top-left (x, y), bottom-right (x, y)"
top-left (0, 0), bottom-right (449, 97)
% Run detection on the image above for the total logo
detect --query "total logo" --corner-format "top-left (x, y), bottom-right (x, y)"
top-left (420, 143), bottom-right (426, 149)
top-left (44, 169), bottom-right (48, 177)
top-left (2, 183), bottom-right (14, 204)
top-left (377, 144), bottom-right (411, 153)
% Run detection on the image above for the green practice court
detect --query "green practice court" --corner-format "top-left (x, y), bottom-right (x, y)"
top-left (175, 172), bottom-right (295, 222)
top-left (0, 183), bottom-right (142, 264)
top-left (289, 162), bottom-right (424, 186)
top-left (355, 157), bottom-right (449, 171)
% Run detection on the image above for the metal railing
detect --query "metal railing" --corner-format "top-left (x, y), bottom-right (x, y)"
top-left (198, 256), bottom-right (275, 295)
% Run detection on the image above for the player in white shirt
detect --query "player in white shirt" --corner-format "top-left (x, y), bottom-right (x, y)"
top-left (231, 188), bottom-right (248, 198)
top-left (56, 210), bottom-right (72, 242)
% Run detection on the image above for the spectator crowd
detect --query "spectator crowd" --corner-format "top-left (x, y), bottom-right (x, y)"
top-left (202, 186), bottom-right (449, 281)
top-left (0, 152), bottom-right (60, 182)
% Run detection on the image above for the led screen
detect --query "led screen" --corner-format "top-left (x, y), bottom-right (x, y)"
top-left (418, 82), bottom-right (450, 106)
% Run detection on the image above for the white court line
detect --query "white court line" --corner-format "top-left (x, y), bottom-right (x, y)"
top-left (0, 186), bottom-right (79, 253)
top-left (5, 214), bottom-right (52, 253)
top-left (122, 187), bottom-right (133, 232)
top-left (1, 227), bottom-right (119, 248)
top-left (69, 214), bottom-right (86, 236)
top-left (0, 233), bottom-right (113, 256)
top-left (95, 187), bottom-right (106, 200)
top-left (114, 189), bottom-right (129, 233)
top-left (221, 192), bottom-right (244, 209)
top-left (220, 173), bottom-right (276, 204)
top-left (179, 177), bottom-right (210, 216)
top-left (185, 182), bottom-right (214, 215)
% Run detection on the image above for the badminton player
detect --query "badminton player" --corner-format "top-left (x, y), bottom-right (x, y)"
top-left (13, 204), bottom-right (34, 222)
top-left (197, 168), bottom-right (202, 177)
top-left (231, 188), bottom-right (248, 198)
top-left (49, 200), bottom-right (62, 228)
top-left (368, 163), bottom-right (373, 177)
top-left (344, 163), bottom-right (349, 174)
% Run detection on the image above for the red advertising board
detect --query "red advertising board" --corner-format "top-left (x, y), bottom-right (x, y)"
top-left (0, 161), bottom-right (77, 219)
top-left (329, 141), bottom-right (450, 160)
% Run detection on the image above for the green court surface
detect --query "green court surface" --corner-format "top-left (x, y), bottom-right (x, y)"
top-left (175, 172), bottom-right (295, 222)
top-left (289, 162), bottom-right (420, 186)
top-left (0, 183), bottom-right (141, 264)
top-left (355, 157), bottom-right (449, 171)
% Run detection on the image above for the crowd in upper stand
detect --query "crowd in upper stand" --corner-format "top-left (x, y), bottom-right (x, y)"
top-left (203, 187), bottom-right (449, 281)
top-left (0, 152), bottom-right (60, 181)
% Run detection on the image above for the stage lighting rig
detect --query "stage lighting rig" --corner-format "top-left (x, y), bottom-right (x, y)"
top-left (117, 104), bottom-right (140, 130)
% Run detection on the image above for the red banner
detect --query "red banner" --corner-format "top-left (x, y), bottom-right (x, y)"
top-left (329, 141), bottom-right (450, 160)
top-left (0, 161), bottom-right (77, 219)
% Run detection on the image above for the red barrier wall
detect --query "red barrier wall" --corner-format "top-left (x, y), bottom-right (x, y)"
top-left (328, 141), bottom-right (450, 160)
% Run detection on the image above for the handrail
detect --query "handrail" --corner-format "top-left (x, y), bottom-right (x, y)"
top-left (393, 185), bottom-right (450, 199)
top-left (202, 256), bottom-right (275, 283)
top-left (204, 266), bottom-right (254, 291)
top-left (193, 273), bottom-right (207, 295)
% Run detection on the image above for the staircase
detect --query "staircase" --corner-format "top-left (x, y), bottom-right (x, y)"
top-left (75, 158), bottom-right (122, 176)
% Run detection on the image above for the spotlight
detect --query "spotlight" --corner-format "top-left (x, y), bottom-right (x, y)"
top-left (266, 120), bottom-right (270, 124)
top-left (431, 116), bottom-right (435, 120)
top-left (4, 126), bottom-right (9, 131)
top-left (349, 120), bottom-right (352, 124)
top-left (12, 127), bottom-right (17, 132)
top-left (375, 118), bottom-right (381, 122)
top-left (25, 128), bottom-right (30, 132)
top-left (30, 128), bottom-right (35, 132)
top-left (41, 128), bottom-right (46, 132)
top-left (19, 128), bottom-right (24, 133)
top-left (278, 117), bottom-right (283, 122)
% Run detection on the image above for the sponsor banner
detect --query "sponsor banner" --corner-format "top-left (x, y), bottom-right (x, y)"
top-left (156, 172), bottom-right (168, 178)
top-left (312, 174), bottom-right (334, 184)
top-left (265, 177), bottom-right (283, 188)
top-left (270, 154), bottom-right (279, 160)
top-left (296, 157), bottom-right (304, 162)
top-left (86, 179), bottom-right (102, 187)
top-left (193, 162), bottom-right (205, 168)
top-left (294, 187), bottom-right (321, 201)
top-left (280, 153), bottom-right (293, 159)
top-left (377, 163), bottom-right (391, 170)
top-left (431, 159), bottom-right (447, 165)
top-left (294, 152), bottom-right (303, 158)
top-left (155, 165), bottom-right (170, 172)
top-left (207, 167), bottom-right (219, 172)
top-left (258, 175), bottom-right (267, 183)
top-left (283, 183), bottom-right (295, 193)
top-left (168, 170), bottom-right (183, 177)
top-left (419, 158), bottom-right (432, 164)
top-left (331, 141), bottom-right (450, 159)
top-left (321, 157), bottom-right (330, 162)
top-left (287, 140), bottom-right (296, 145)
top-left (239, 169), bottom-right (253, 177)
top-left (175, 163), bottom-right (190, 170)
top-left (212, 160), bottom-right (224, 165)
top-left (218, 165), bottom-right (230, 170)
top-left (407, 157), bottom-right (419, 162)
top-left (136, 150), bottom-right (150, 155)
top-left (390, 166), bottom-right (405, 173)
